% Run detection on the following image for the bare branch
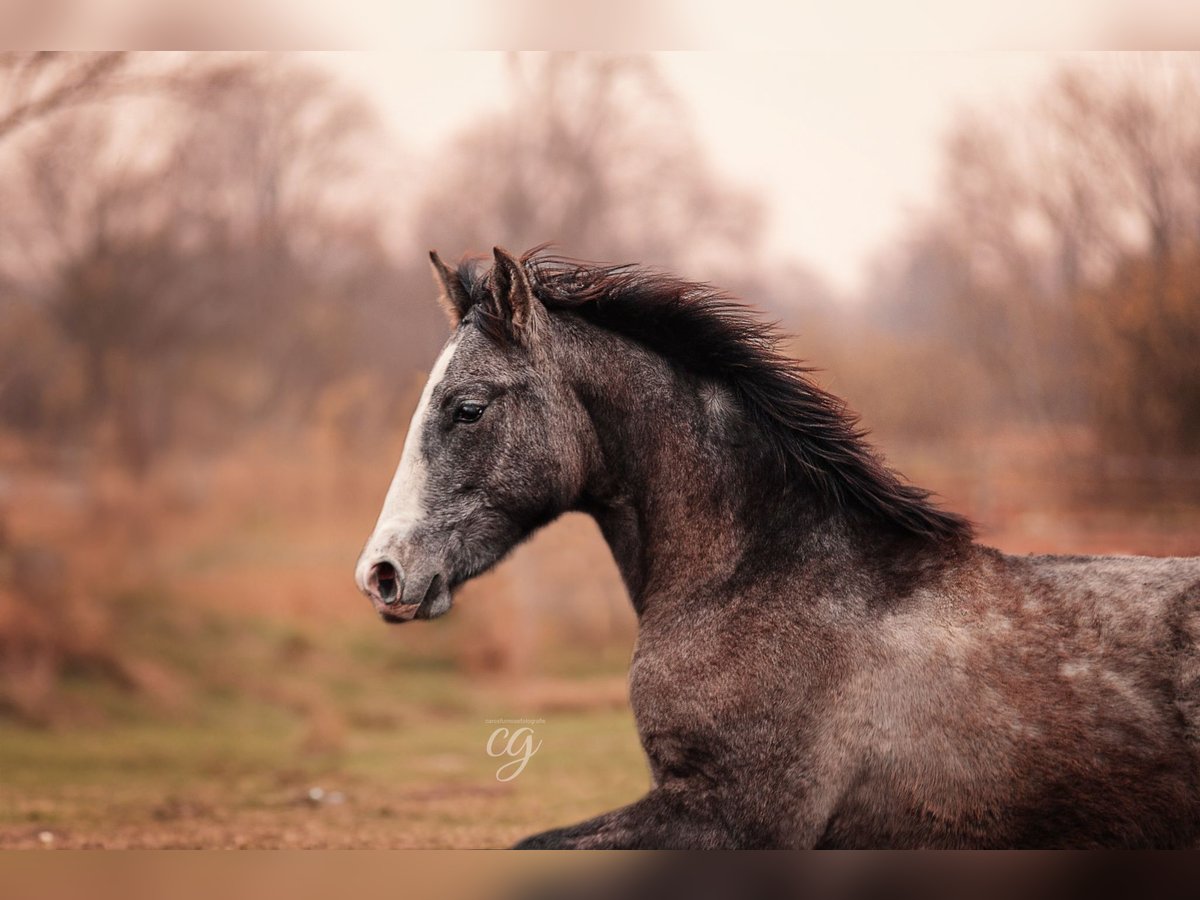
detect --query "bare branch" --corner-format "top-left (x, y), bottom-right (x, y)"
top-left (0, 52), bottom-right (129, 145)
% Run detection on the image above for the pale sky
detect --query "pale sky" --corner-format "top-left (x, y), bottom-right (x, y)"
top-left (322, 52), bottom-right (1087, 294)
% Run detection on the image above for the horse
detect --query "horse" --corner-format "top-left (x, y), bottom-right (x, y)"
top-left (355, 246), bottom-right (1200, 848)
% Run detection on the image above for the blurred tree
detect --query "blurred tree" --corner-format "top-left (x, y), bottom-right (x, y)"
top-left (415, 53), bottom-right (765, 283)
top-left (0, 54), bottom-right (430, 473)
top-left (868, 55), bottom-right (1200, 458)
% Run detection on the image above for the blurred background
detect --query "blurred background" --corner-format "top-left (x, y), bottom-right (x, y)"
top-left (0, 50), bottom-right (1198, 848)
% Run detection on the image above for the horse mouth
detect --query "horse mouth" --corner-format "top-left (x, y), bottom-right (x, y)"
top-left (377, 573), bottom-right (451, 624)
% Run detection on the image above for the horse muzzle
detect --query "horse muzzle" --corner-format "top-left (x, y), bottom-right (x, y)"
top-left (356, 549), bottom-right (452, 623)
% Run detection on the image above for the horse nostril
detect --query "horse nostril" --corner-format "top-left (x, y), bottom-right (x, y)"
top-left (369, 561), bottom-right (403, 605)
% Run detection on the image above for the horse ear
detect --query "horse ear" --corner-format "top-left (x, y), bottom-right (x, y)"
top-left (491, 246), bottom-right (543, 343)
top-left (429, 250), bottom-right (472, 326)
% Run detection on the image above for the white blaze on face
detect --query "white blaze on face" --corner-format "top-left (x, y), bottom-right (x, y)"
top-left (357, 337), bottom-right (460, 581)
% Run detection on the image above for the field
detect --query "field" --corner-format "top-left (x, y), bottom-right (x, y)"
top-left (0, 664), bottom-right (645, 849)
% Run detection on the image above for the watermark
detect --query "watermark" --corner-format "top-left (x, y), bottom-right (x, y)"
top-left (484, 717), bottom-right (545, 782)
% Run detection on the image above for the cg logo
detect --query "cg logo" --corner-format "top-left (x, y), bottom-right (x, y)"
top-left (485, 726), bottom-right (543, 782)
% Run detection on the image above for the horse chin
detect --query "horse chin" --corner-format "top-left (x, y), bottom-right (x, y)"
top-left (417, 578), bottom-right (454, 620)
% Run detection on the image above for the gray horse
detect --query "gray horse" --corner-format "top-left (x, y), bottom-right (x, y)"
top-left (356, 247), bottom-right (1200, 848)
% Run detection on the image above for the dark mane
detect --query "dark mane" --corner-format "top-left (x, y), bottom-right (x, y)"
top-left (457, 248), bottom-right (973, 543)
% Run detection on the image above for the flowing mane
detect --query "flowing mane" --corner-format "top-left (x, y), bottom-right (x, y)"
top-left (456, 248), bottom-right (973, 543)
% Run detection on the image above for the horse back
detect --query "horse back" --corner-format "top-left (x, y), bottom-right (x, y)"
top-left (819, 548), bottom-right (1200, 848)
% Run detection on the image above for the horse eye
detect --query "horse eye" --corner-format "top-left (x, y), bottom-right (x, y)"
top-left (454, 401), bottom-right (486, 424)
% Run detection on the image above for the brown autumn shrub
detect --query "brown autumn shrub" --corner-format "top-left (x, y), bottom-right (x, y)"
top-left (1078, 250), bottom-right (1200, 459)
top-left (0, 519), bottom-right (124, 722)
top-left (0, 452), bottom-right (195, 725)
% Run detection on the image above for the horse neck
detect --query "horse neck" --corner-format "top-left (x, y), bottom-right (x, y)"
top-left (566, 327), bottom-right (832, 614)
